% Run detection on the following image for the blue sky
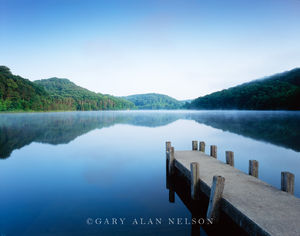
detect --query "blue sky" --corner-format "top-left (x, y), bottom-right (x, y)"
top-left (1, 0), bottom-right (300, 99)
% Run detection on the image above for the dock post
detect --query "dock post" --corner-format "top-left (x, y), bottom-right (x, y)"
top-left (169, 190), bottom-right (175, 203)
top-left (249, 160), bottom-right (259, 178)
top-left (190, 162), bottom-right (200, 200)
top-left (206, 176), bottom-right (225, 223)
top-left (166, 141), bottom-right (171, 158)
top-left (166, 141), bottom-right (171, 189)
top-left (281, 172), bottom-right (295, 195)
top-left (191, 214), bottom-right (201, 236)
top-left (168, 147), bottom-right (175, 175)
top-left (225, 151), bottom-right (234, 167)
top-left (210, 145), bottom-right (217, 158)
top-left (199, 141), bottom-right (205, 152)
top-left (192, 141), bottom-right (198, 150)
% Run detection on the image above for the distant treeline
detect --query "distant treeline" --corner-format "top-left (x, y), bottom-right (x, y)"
top-left (0, 66), bottom-right (134, 111)
top-left (1, 65), bottom-right (300, 112)
top-left (123, 93), bottom-right (184, 109)
top-left (186, 68), bottom-right (300, 110)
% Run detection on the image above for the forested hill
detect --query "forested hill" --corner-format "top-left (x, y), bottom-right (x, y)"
top-left (188, 68), bottom-right (300, 110)
top-left (34, 78), bottom-right (134, 110)
top-left (123, 93), bottom-right (183, 109)
top-left (0, 66), bottom-right (134, 111)
top-left (0, 66), bottom-right (50, 111)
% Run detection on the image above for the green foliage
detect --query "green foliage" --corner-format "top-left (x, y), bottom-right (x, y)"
top-left (188, 68), bottom-right (300, 110)
top-left (0, 66), bottom-right (135, 112)
top-left (123, 93), bottom-right (183, 109)
top-left (34, 77), bottom-right (135, 111)
top-left (0, 66), bottom-right (50, 111)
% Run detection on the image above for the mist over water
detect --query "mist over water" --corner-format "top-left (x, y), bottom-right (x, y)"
top-left (0, 110), bottom-right (299, 235)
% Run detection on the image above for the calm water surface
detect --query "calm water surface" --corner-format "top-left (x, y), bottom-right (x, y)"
top-left (0, 110), bottom-right (299, 236)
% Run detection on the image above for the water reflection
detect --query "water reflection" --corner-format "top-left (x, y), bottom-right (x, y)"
top-left (0, 111), bottom-right (182, 159)
top-left (0, 111), bottom-right (299, 159)
top-left (0, 110), bottom-right (299, 235)
top-left (187, 111), bottom-right (300, 152)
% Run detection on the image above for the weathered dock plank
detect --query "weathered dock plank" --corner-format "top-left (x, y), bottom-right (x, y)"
top-left (174, 150), bottom-right (300, 236)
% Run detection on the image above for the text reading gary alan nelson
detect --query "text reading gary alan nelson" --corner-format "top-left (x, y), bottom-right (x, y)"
top-left (86, 217), bottom-right (214, 225)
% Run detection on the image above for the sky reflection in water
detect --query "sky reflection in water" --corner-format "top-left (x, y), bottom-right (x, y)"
top-left (0, 110), bottom-right (299, 236)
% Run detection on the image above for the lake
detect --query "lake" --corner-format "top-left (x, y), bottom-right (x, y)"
top-left (0, 110), bottom-right (299, 236)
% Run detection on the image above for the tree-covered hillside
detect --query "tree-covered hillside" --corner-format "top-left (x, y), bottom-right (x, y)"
top-left (0, 66), bottom-right (134, 111)
top-left (188, 68), bottom-right (300, 110)
top-left (34, 78), bottom-right (135, 110)
top-left (0, 66), bottom-right (51, 111)
top-left (123, 93), bottom-right (183, 109)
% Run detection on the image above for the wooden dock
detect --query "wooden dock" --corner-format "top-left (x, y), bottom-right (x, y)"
top-left (166, 141), bottom-right (300, 236)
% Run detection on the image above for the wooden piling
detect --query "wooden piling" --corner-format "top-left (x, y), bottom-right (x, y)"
top-left (281, 172), bottom-right (295, 195)
top-left (168, 147), bottom-right (175, 175)
top-left (249, 160), bottom-right (259, 178)
top-left (210, 145), bottom-right (217, 158)
top-left (166, 141), bottom-right (171, 156)
top-left (166, 159), bottom-right (169, 189)
top-left (206, 175), bottom-right (225, 222)
top-left (225, 151), bottom-right (234, 167)
top-left (192, 141), bottom-right (198, 151)
top-left (199, 141), bottom-right (205, 152)
top-left (191, 215), bottom-right (201, 236)
top-left (166, 141), bottom-right (171, 189)
top-left (190, 162), bottom-right (200, 200)
top-left (166, 158), bottom-right (171, 189)
top-left (169, 190), bottom-right (175, 203)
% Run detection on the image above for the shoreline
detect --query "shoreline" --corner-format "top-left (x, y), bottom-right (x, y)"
top-left (0, 109), bottom-right (299, 114)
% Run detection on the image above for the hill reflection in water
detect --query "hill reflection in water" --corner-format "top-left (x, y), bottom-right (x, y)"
top-left (0, 110), bottom-right (299, 159)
